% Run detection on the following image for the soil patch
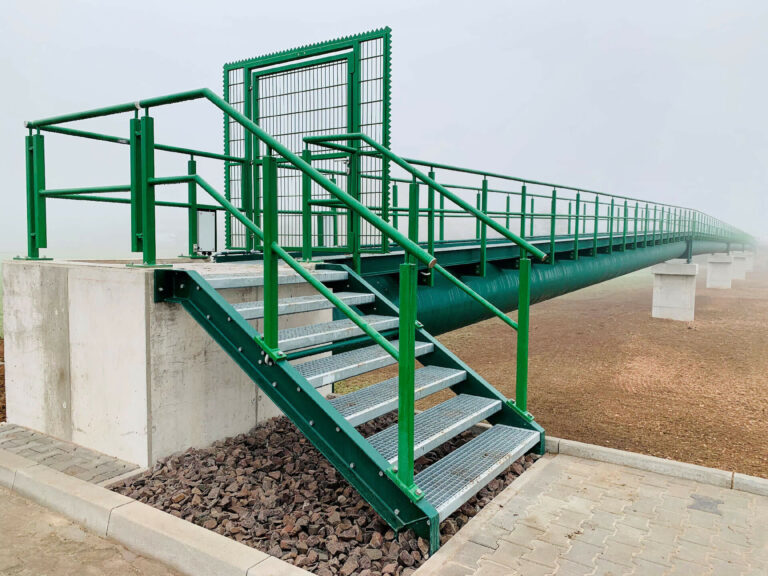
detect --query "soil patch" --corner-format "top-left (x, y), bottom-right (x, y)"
top-left (113, 413), bottom-right (539, 576)
top-left (1, 338), bottom-right (5, 423)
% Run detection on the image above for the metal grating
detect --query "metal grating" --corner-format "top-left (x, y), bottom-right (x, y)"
top-left (232, 291), bottom-right (374, 320)
top-left (368, 394), bottom-right (501, 464)
top-left (331, 366), bottom-right (466, 426)
top-left (278, 315), bottom-right (399, 352)
top-left (415, 424), bottom-right (540, 521)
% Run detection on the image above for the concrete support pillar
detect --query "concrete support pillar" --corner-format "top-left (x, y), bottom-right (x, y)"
top-left (706, 254), bottom-right (733, 289)
top-left (651, 261), bottom-right (698, 322)
top-left (731, 252), bottom-right (748, 280)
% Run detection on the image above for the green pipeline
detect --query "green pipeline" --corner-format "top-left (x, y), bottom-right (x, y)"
top-left (368, 241), bottom-right (728, 335)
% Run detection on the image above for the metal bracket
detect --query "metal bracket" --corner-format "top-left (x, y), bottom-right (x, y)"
top-left (385, 469), bottom-right (424, 503)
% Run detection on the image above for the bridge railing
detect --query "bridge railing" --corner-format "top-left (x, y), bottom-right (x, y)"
top-left (21, 87), bottom-right (544, 502)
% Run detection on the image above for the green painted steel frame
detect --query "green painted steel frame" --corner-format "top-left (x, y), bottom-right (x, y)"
top-left (153, 268), bottom-right (440, 549)
top-left (222, 28), bottom-right (392, 254)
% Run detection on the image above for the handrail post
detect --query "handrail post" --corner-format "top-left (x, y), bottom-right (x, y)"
top-left (139, 115), bottom-right (157, 266)
top-left (392, 184), bottom-right (399, 231)
top-left (129, 117), bottom-right (143, 255)
top-left (475, 192), bottom-right (481, 239)
top-left (22, 132), bottom-right (48, 260)
top-left (439, 192), bottom-right (445, 242)
top-left (520, 184), bottom-right (527, 238)
top-left (567, 201), bottom-right (572, 236)
top-left (529, 197), bottom-right (535, 237)
top-left (573, 192), bottom-right (580, 260)
top-left (409, 178), bottom-right (420, 245)
top-left (262, 152), bottom-right (279, 349)
top-left (349, 149), bottom-right (362, 273)
top-left (516, 253), bottom-right (531, 414)
top-left (608, 198), bottom-right (614, 254)
top-left (652, 205), bottom-right (658, 245)
top-left (633, 202), bottom-right (638, 248)
top-left (592, 196), bottom-right (599, 257)
top-left (317, 213), bottom-right (325, 248)
top-left (479, 178), bottom-right (488, 276)
top-left (181, 157), bottom-right (205, 258)
top-left (301, 149), bottom-right (313, 261)
top-left (644, 203), bottom-right (650, 247)
top-left (622, 199), bottom-right (628, 251)
top-left (427, 170), bottom-right (436, 285)
top-left (506, 196), bottom-right (511, 230)
top-left (397, 257), bottom-right (418, 489)
top-left (549, 189), bottom-right (557, 265)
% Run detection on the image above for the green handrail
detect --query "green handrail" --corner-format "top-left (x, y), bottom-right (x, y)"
top-left (150, 175), bottom-right (400, 362)
top-left (303, 133), bottom-right (549, 262)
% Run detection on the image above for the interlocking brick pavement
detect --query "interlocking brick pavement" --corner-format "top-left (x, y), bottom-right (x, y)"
top-left (0, 422), bottom-right (139, 485)
top-left (417, 454), bottom-right (768, 575)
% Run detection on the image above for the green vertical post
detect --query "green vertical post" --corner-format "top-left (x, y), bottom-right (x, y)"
top-left (622, 199), bottom-right (628, 251)
top-left (409, 180), bottom-right (419, 244)
top-left (475, 192), bottom-right (481, 239)
top-left (332, 208), bottom-right (339, 246)
top-left (549, 189), bottom-right (556, 264)
top-left (505, 195), bottom-right (511, 230)
top-left (397, 258), bottom-right (417, 487)
top-left (567, 201), bottom-right (572, 235)
top-left (633, 202), bottom-right (638, 248)
top-left (652, 205), bottom-right (658, 245)
top-left (139, 115), bottom-right (156, 266)
top-left (608, 198), bottom-right (614, 254)
top-left (301, 149), bottom-right (313, 261)
top-left (349, 150), bottom-right (361, 273)
top-left (392, 184), bottom-right (399, 231)
top-left (479, 178), bottom-right (488, 276)
top-left (129, 118), bottom-right (143, 254)
top-left (317, 213), bottom-right (325, 247)
top-left (427, 170), bottom-right (436, 257)
top-left (520, 184), bottom-right (527, 238)
top-left (660, 207), bottom-right (665, 244)
top-left (439, 193), bottom-right (445, 242)
top-left (573, 192), bottom-right (581, 260)
top-left (644, 203), bottom-right (650, 247)
top-left (185, 158), bottom-right (200, 257)
top-left (529, 197), bottom-right (535, 237)
top-left (592, 196), bottom-right (599, 257)
top-left (262, 153), bottom-right (279, 349)
top-left (23, 133), bottom-right (47, 259)
top-left (516, 255), bottom-right (531, 413)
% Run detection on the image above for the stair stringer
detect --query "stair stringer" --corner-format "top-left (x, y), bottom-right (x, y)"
top-left (153, 269), bottom-right (440, 549)
top-left (320, 263), bottom-right (545, 454)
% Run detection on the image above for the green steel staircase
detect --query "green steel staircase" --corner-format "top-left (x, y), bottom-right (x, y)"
top-left (154, 262), bottom-right (543, 553)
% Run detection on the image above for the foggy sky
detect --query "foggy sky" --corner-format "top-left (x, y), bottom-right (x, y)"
top-left (1, 0), bottom-right (766, 258)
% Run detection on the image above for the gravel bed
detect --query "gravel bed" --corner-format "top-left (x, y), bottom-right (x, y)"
top-left (112, 412), bottom-right (540, 576)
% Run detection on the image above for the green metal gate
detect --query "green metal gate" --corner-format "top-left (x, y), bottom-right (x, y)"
top-left (223, 28), bottom-right (392, 254)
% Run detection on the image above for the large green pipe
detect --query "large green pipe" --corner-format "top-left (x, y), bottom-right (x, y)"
top-left (368, 241), bottom-right (727, 335)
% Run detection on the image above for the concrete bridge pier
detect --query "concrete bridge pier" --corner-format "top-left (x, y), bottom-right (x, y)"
top-left (731, 251), bottom-right (749, 280)
top-left (706, 253), bottom-right (734, 289)
top-left (651, 261), bottom-right (698, 322)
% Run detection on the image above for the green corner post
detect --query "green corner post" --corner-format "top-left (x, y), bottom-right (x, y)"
top-left (397, 256), bottom-right (418, 492)
top-left (19, 131), bottom-right (52, 260)
top-left (516, 252), bottom-right (531, 414)
top-left (520, 184), bottom-right (527, 238)
top-left (262, 152), bottom-right (279, 351)
top-left (479, 178), bottom-right (488, 276)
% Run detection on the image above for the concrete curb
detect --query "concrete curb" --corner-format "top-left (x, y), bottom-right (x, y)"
top-left (546, 436), bottom-right (768, 493)
top-left (0, 448), bottom-right (311, 576)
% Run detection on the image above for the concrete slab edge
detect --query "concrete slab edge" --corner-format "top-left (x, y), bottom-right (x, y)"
top-left (0, 448), bottom-right (311, 576)
top-left (547, 436), bottom-right (768, 495)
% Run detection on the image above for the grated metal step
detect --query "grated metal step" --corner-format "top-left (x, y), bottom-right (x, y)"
top-left (278, 315), bottom-right (399, 352)
top-left (203, 269), bottom-right (348, 289)
top-left (331, 366), bottom-right (467, 426)
top-left (233, 292), bottom-right (374, 320)
top-left (295, 341), bottom-right (433, 388)
top-left (416, 424), bottom-right (540, 521)
top-left (368, 394), bottom-right (501, 464)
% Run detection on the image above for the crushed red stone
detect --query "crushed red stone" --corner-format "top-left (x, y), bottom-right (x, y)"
top-left (113, 413), bottom-right (539, 576)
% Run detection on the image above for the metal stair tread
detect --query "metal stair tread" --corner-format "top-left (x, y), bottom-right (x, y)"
top-left (203, 269), bottom-right (347, 289)
top-left (415, 424), bottom-right (540, 521)
top-left (330, 366), bottom-right (467, 426)
top-left (278, 315), bottom-right (399, 352)
top-left (232, 292), bottom-right (374, 320)
top-left (368, 394), bottom-right (502, 464)
top-left (295, 340), bottom-right (433, 388)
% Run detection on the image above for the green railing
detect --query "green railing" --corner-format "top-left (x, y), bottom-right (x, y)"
top-left (22, 87), bottom-right (545, 501)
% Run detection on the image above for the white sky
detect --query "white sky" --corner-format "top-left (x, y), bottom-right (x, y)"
top-left (1, 0), bottom-right (766, 258)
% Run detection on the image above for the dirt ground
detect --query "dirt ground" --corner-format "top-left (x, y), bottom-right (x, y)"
top-left (340, 255), bottom-right (768, 479)
top-left (1, 338), bottom-right (5, 422)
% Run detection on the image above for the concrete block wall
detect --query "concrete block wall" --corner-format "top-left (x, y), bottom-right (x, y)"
top-left (2, 260), bottom-right (331, 467)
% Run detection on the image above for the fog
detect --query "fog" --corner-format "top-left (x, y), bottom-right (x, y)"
top-left (1, 0), bottom-right (766, 258)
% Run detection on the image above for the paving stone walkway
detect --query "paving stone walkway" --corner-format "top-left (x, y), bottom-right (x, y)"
top-left (0, 485), bottom-right (179, 575)
top-left (0, 423), bottom-right (139, 485)
top-left (417, 454), bottom-right (768, 576)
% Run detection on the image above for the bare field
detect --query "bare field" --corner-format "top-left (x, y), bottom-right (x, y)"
top-left (339, 256), bottom-right (768, 479)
